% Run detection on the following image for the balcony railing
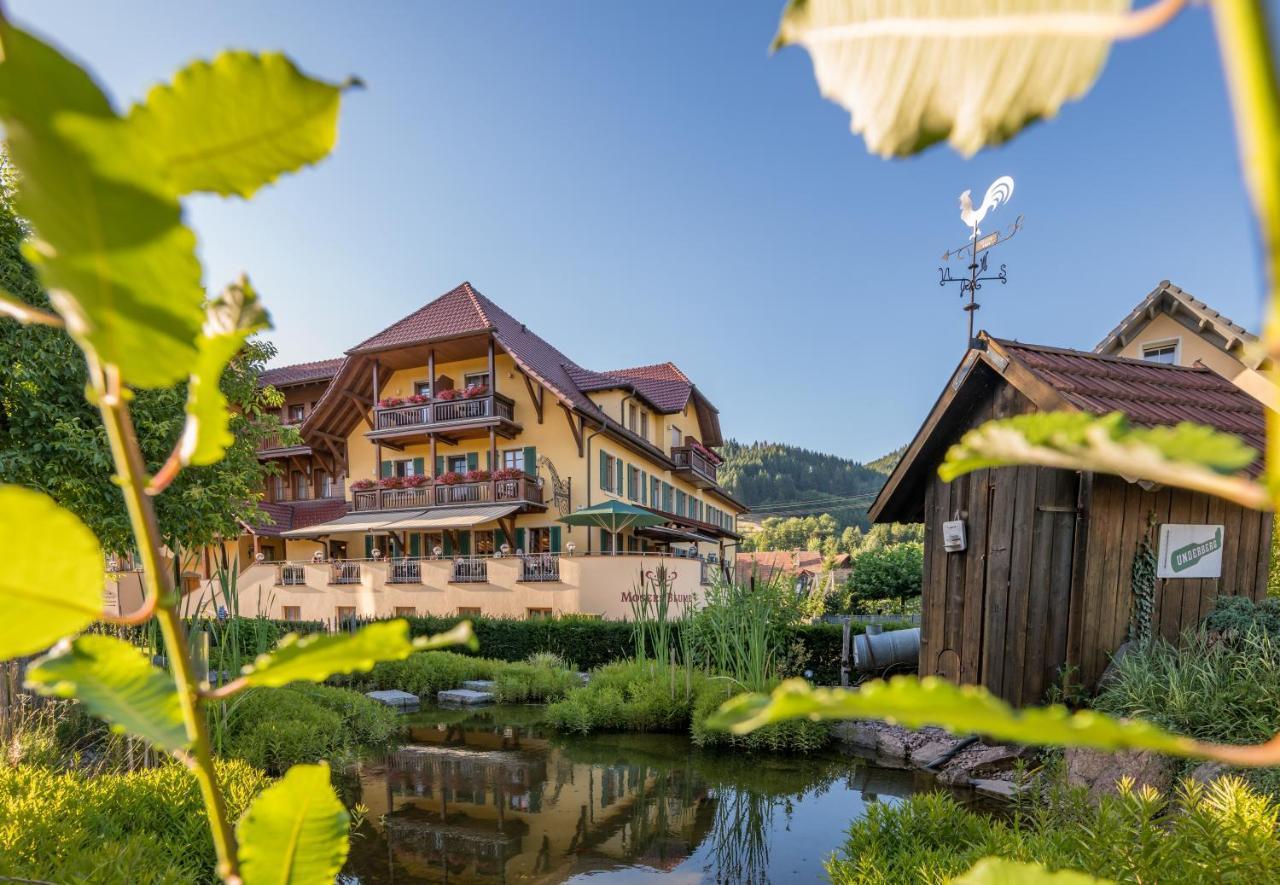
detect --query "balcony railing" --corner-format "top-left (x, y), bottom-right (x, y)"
top-left (671, 446), bottom-right (718, 485)
top-left (329, 562), bottom-right (362, 585)
top-left (388, 559), bottom-right (421, 584)
top-left (451, 557), bottom-right (488, 583)
top-left (256, 427), bottom-right (305, 453)
top-left (374, 393), bottom-right (515, 432)
top-left (520, 553), bottom-right (560, 583)
top-left (277, 563), bottom-right (307, 586)
top-left (352, 476), bottom-right (543, 512)
top-left (269, 481), bottom-right (345, 504)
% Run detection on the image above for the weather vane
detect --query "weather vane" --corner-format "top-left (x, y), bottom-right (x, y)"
top-left (938, 175), bottom-right (1023, 345)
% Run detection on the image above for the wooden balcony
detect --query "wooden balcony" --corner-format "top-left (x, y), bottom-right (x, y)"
top-left (368, 393), bottom-right (519, 442)
top-left (256, 427), bottom-right (309, 457)
top-left (268, 481), bottom-right (346, 504)
top-left (670, 446), bottom-right (718, 489)
top-left (351, 475), bottom-right (544, 512)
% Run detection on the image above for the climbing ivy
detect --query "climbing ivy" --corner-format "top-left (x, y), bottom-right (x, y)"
top-left (1128, 534), bottom-right (1157, 643)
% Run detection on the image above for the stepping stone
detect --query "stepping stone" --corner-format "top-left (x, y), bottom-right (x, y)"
top-left (970, 778), bottom-right (1021, 800)
top-left (461, 680), bottom-right (496, 692)
top-left (365, 690), bottom-right (420, 712)
top-left (437, 688), bottom-right (494, 706)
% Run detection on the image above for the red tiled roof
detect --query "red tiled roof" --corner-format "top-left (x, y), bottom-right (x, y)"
top-left (260, 358), bottom-right (345, 388)
top-left (247, 499), bottom-right (349, 537)
top-left (736, 550), bottom-right (825, 576)
top-left (996, 339), bottom-right (1266, 454)
top-left (351, 283), bottom-right (492, 352)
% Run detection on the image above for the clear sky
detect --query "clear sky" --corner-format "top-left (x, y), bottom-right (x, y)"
top-left (11, 2), bottom-right (1262, 463)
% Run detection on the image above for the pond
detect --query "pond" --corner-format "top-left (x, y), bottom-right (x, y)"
top-left (336, 705), bottom-right (957, 884)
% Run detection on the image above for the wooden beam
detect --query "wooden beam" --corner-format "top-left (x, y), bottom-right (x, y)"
top-left (519, 369), bottom-right (544, 423)
top-left (340, 391), bottom-right (374, 431)
top-left (560, 403), bottom-right (584, 456)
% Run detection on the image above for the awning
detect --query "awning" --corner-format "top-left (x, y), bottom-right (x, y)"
top-left (635, 525), bottom-right (702, 543)
top-left (281, 504), bottom-right (519, 538)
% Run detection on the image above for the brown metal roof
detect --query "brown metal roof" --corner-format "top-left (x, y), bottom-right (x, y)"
top-left (247, 498), bottom-right (351, 538)
top-left (260, 358), bottom-right (345, 388)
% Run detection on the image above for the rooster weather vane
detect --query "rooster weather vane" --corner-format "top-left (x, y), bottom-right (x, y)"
top-left (938, 175), bottom-right (1023, 345)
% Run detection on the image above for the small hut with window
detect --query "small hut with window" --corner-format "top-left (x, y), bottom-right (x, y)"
top-left (870, 332), bottom-right (1271, 705)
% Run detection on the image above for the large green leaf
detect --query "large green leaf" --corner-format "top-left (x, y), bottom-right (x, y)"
top-left (774, 0), bottom-right (1130, 157)
top-left (237, 762), bottom-right (349, 885)
top-left (0, 485), bottom-right (104, 657)
top-left (708, 676), bottom-right (1200, 756)
top-left (0, 20), bottom-right (203, 387)
top-left (954, 858), bottom-right (1110, 884)
top-left (940, 411), bottom-right (1267, 510)
top-left (26, 634), bottom-right (187, 751)
top-left (176, 278), bottom-right (270, 467)
top-left (127, 50), bottom-right (348, 198)
top-left (240, 620), bottom-right (475, 688)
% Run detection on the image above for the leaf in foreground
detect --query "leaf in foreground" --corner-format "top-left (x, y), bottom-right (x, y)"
top-left (0, 19), bottom-right (203, 387)
top-left (774, 0), bottom-right (1130, 158)
top-left (237, 762), bottom-right (349, 885)
top-left (240, 619), bottom-right (476, 688)
top-left (26, 634), bottom-right (187, 751)
top-left (0, 485), bottom-right (104, 657)
top-left (940, 411), bottom-right (1266, 511)
top-left (127, 50), bottom-right (349, 198)
top-left (174, 277), bottom-right (271, 467)
top-left (954, 857), bottom-right (1111, 884)
top-left (708, 676), bottom-right (1199, 756)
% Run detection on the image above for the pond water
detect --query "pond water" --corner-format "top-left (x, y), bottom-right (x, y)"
top-left (336, 705), bottom-right (956, 884)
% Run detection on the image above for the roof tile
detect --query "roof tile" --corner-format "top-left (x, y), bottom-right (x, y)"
top-left (260, 358), bottom-right (345, 388)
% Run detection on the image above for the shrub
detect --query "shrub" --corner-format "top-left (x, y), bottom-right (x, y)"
top-left (690, 680), bottom-right (830, 753)
top-left (221, 683), bottom-right (399, 773)
top-left (0, 759), bottom-right (268, 883)
top-left (344, 650), bottom-right (499, 698)
top-left (491, 660), bottom-right (580, 704)
top-left (543, 660), bottom-right (705, 734)
top-left (1203, 595), bottom-right (1280, 640)
top-left (825, 777), bottom-right (1280, 884)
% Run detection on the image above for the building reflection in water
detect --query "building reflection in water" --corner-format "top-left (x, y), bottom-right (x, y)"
top-left (343, 710), bottom-right (914, 884)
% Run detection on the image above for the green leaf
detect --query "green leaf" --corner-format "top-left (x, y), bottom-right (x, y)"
top-left (773, 0), bottom-right (1130, 157)
top-left (237, 762), bottom-right (349, 885)
top-left (177, 277), bottom-right (270, 467)
top-left (0, 485), bottom-right (104, 657)
top-left (940, 411), bottom-right (1267, 510)
top-left (128, 51), bottom-right (348, 198)
top-left (26, 634), bottom-right (188, 751)
top-left (708, 676), bottom-right (1200, 757)
top-left (954, 858), bottom-right (1111, 884)
top-left (240, 620), bottom-right (475, 688)
top-left (0, 20), bottom-right (203, 387)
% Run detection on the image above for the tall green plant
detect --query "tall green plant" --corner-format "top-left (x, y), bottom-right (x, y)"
top-left (0, 16), bottom-right (474, 883)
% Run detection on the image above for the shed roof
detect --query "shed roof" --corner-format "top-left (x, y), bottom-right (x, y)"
top-left (870, 333), bottom-right (1265, 523)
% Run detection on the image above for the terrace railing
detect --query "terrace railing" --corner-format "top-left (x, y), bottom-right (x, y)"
top-left (450, 557), bottom-right (488, 584)
top-left (670, 445), bottom-right (718, 484)
top-left (520, 553), bottom-right (560, 583)
top-left (329, 561), bottom-right (362, 585)
top-left (374, 393), bottom-right (516, 432)
top-left (277, 563), bottom-right (307, 586)
top-left (388, 559), bottom-right (422, 584)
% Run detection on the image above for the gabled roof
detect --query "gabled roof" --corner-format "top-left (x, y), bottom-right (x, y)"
top-left (871, 332), bottom-right (1265, 523)
top-left (260, 358), bottom-right (345, 388)
top-left (1095, 280), bottom-right (1264, 369)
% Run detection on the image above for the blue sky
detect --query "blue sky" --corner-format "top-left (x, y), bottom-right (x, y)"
top-left (12, 2), bottom-right (1260, 462)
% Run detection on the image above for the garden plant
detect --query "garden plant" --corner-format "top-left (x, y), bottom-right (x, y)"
top-left (0, 14), bottom-right (472, 883)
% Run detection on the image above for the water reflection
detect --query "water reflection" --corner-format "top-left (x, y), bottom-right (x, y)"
top-left (341, 706), bottom-right (934, 884)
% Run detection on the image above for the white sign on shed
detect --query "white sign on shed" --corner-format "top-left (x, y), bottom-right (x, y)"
top-left (1156, 524), bottom-right (1224, 579)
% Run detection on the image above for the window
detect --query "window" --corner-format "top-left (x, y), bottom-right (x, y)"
top-left (650, 476), bottom-right (661, 507)
top-left (447, 455), bottom-right (468, 474)
top-left (670, 425), bottom-right (681, 450)
top-left (600, 529), bottom-right (615, 554)
top-left (260, 544), bottom-right (278, 561)
top-left (414, 380), bottom-right (431, 396)
top-left (627, 403), bottom-right (638, 432)
top-left (662, 482), bottom-right (674, 513)
top-left (464, 372), bottom-right (490, 390)
top-left (474, 531), bottom-right (495, 555)
top-left (271, 474), bottom-right (285, 501)
top-left (676, 489), bottom-right (687, 517)
top-left (281, 606), bottom-right (301, 621)
top-left (527, 527), bottom-right (552, 553)
top-left (1141, 340), bottom-right (1179, 365)
top-left (292, 471), bottom-right (307, 499)
top-left (627, 465), bottom-right (643, 501)
top-left (336, 606), bottom-right (357, 622)
top-left (287, 403), bottom-right (304, 423)
top-left (600, 452), bottom-right (619, 493)
top-left (526, 607), bottom-right (553, 620)
top-left (317, 470), bottom-right (332, 498)
top-left (458, 606), bottom-right (482, 617)
top-left (503, 448), bottom-right (525, 472)
top-left (640, 411), bottom-right (649, 439)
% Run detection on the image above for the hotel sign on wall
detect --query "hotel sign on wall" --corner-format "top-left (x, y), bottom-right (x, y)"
top-left (1156, 524), bottom-right (1224, 579)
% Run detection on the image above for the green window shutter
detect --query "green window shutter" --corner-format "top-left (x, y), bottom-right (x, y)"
top-left (409, 533), bottom-right (421, 557)
top-left (599, 451), bottom-right (608, 489)
top-left (485, 450), bottom-right (491, 470)
top-left (412, 457), bottom-right (425, 476)
top-left (364, 534), bottom-right (373, 558)
top-left (496, 528), bottom-right (508, 548)
top-left (550, 526), bottom-right (561, 553)
top-left (435, 456), bottom-right (445, 476)
top-left (443, 533), bottom-right (454, 556)
top-left (380, 461), bottom-right (393, 478)
top-left (460, 531), bottom-right (471, 555)
top-left (626, 466), bottom-right (634, 499)
top-left (467, 452), bottom-right (479, 471)
top-left (523, 446), bottom-right (536, 474)
top-left (615, 460), bottom-right (623, 496)
top-left (641, 471), bottom-right (648, 505)
top-left (515, 528), bottom-right (526, 552)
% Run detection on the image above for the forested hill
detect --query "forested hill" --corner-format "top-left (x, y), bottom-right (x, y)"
top-left (718, 440), bottom-right (902, 528)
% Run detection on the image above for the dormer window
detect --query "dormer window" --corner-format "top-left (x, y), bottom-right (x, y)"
top-left (1141, 339), bottom-right (1179, 365)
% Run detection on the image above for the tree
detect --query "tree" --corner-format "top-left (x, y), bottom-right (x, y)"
top-left (846, 542), bottom-right (923, 615)
top-left (0, 160), bottom-right (282, 555)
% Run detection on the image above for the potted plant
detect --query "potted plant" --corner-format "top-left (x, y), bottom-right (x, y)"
top-left (378, 396), bottom-right (404, 409)
top-left (436, 388), bottom-right (459, 401)
top-left (380, 476), bottom-right (405, 489)
top-left (493, 467), bottom-right (524, 481)
top-left (351, 478), bottom-right (377, 491)
top-left (465, 469), bottom-right (490, 482)
top-left (462, 383), bottom-right (488, 399)
top-left (403, 474), bottom-right (430, 488)
top-left (406, 393), bottom-right (428, 405)
top-left (438, 471), bottom-right (462, 485)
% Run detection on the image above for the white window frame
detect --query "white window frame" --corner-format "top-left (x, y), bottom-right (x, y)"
top-left (503, 448), bottom-right (525, 472)
top-left (1140, 337), bottom-right (1180, 365)
top-left (464, 371), bottom-right (490, 389)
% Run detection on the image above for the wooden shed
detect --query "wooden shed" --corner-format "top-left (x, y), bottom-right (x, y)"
top-left (870, 333), bottom-right (1271, 704)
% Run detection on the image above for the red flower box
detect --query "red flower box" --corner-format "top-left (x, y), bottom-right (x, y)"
top-left (351, 479), bottom-right (377, 491)
top-left (437, 471), bottom-right (463, 485)
top-left (462, 384), bottom-right (488, 399)
top-left (402, 474), bottom-right (430, 488)
top-left (378, 396), bottom-right (404, 408)
top-left (493, 467), bottom-right (524, 481)
top-left (465, 469), bottom-right (490, 482)
top-left (436, 389), bottom-right (459, 401)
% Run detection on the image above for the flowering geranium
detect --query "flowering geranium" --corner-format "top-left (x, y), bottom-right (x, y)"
top-left (378, 396), bottom-right (404, 408)
top-left (436, 388), bottom-right (459, 401)
top-left (380, 476), bottom-right (405, 489)
top-left (350, 478), bottom-right (377, 491)
top-left (403, 474), bottom-right (430, 488)
top-left (406, 393), bottom-right (428, 404)
top-left (493, 467), bottom-right (524, 481)
top-left (462, 384), bottom-right (488, 399)
top-left (465, 469), bottom-right (490, 482)
top-left (437, 471), bottom-right (463, 485)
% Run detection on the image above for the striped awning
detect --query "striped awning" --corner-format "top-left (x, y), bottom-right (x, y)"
top-left (281, 504), bottom-right (519, 538)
